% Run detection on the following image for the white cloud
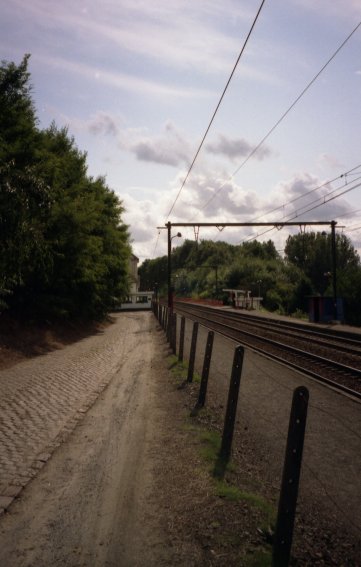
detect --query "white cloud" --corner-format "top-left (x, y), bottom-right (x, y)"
top-left (33, 53), bottom-right (211, 99)
top-left (85, 117), bottom-right (275, 169)
top-left (293, 0), bottom-right (361, 20)
top-left (131, 142), bottom-right (181, 167)
top-left (129, 122), bottom-right (193, 167)
top-left (162, 169), bottom-right (262, 222)
top-left (5, 0), bottom-right (253, 75)
top-left (317, 153), bottom-right (345, 170)
top-left (88, 112), bottom-right (121, 137)
top-left (123, 190), bottom-right (171, 260)
top-left (259, 174), bottom-right (354, 222)
top-left (122, 168), bottom-right (360, 260)
top-left (3, 0), bottom-right (283, 90)
top-left (67, 115), bottom-right (193, 166)
top-left (206, 133), bottom-right (273, 161)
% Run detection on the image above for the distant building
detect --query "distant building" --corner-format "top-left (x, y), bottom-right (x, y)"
top-left (116, 253), bottom-right (153, 310)
top-left (129, 254), bottom-right (140, 294)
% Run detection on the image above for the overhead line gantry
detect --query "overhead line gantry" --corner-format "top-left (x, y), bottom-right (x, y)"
top-left (157, 221), bottom-right (338, 319)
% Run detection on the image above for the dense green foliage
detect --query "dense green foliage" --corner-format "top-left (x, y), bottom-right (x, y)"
top-left (0, 56), bottom-right (131, 319)
top-left (284, 232), bottom-right (361, 325)
top-left (139, 234), bottom-right (361, 325)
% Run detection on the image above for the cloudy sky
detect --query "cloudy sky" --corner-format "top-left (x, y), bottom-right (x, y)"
top-left (1, 0), bottom-right (361, 259)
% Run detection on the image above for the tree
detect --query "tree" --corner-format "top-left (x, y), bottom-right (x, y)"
top-left (285, 232), bottom-right (360, 295)
top-left (25, 125), bottom-right (130, 318)
top-left (140, 232), bottom-right (360, 325)
top-left (1, 56), bottom-right (131, 319)
top-left (285, 232), bottom-right (361, 323)
top-left (239, 240), bottom-right (279, 260)
top-left (0, 54), bottom-right (38, 167)
top-left (138, 256), bottom-right (168, 293)
top-left (0, 55), bottom-right (50, 307)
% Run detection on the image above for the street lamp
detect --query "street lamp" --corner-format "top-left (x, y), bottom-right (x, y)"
top-left (257, 279), bottom-right (262, 298)
top-left (330, 221), bottom-right (337, 320)
top-left (154, 281), bottom-right (158, 300)
top-left (322, 223), bottom-right (338, 320)
top-left (167, 222), bottom-right (182, 310)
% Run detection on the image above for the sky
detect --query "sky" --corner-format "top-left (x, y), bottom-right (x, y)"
top-left (1, 0), bottom-right (361, 261)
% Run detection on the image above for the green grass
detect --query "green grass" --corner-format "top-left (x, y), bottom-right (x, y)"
top-left (197, 427), bottom-right (276, 532)
top-left (237, 491), bottom-right (275, 518)
top-left (243, 549), bottom-right (272, 567)
top-left (198, 429), bottom-right (238, 477)
top-left (167, 356), bottom-right (276, 564)
top-left (199, 430), bottom-right (221, 461)
top-left (214, 480), bottom-right (276, 524)
top-left (167, 355), bottom-right (201, 383)
top-left (215, 481), bottom-right (245, 501)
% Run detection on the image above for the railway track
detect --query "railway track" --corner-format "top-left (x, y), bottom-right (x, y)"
top-left (173, 301), bottom-right (361, 400)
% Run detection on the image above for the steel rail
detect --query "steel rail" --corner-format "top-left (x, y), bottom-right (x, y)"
top-left (175, 301), bottom-right (361, 348)
top-left (174, 302), bottom-right (361, 400)
top-left (175, 303), bottom-right (361, 359)
top-left (223, 312), bottom-right (361, 349)
top-left (176, 304), bottom-right (361, 378)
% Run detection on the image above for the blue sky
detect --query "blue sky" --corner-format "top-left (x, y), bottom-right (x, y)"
top-left (1, 0), bottom-right (361, 260)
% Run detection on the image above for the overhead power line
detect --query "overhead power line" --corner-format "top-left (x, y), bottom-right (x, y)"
top-left (165, 0), bottom-right (267, 219)
top-left (251, 164), bottom-right (361, 223)
top-left (208, 164), bottom-right (360, 243)
top-left (240, 179), bottom-right (361, 244)
top-left (198, 20), bottom-right (361, 215)
top-left (288, 178), bottom-right (361, 219)
top-left (344, 224), bottom-right (361, 232)
top-left (337, 207), bottom-right (361, 219)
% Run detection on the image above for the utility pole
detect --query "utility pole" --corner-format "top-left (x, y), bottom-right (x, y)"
top-left (166, 222), bottom-right (182, 311)
top-left (331, 220), bottom-right (338, 321)
top-left (167, 221), bottom-right (172, 311)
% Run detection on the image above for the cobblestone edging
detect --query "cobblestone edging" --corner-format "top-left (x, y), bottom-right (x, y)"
top-left (0, 313), bottom-right (133, 515)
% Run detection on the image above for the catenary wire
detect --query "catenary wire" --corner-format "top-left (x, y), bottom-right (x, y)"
top-left (196, 21), bottom-right (361, 215)
top-left (240, 179), bottom-right (361, 243)
top-left (283, 176), bottom-right (361, 219)
top-left (343, 224), bottom-right (361, 232)
top-left (336, 207), bottom-right (361, 218)
top-left (250, 164), bottom-right (361, 223)
top-left (165, 0), bottom-right (267, 219)
top-left (208, 166), bottom-right (360, 244)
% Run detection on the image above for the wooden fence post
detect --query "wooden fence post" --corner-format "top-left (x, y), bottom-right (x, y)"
top-left (167, 309), bottom-right (172, 342)
top-left (164, 307), bottom-right (168, 334)
top-left (219, 345), bottom-right (244, 462)
top-left (187, 321), bottom-right (199, 383)
top-left (178, 316), bottom-right (185, 362)
top-left (172, 313), bottom-right (177, 354)
top-left (195, 331), bottom-right (214, 409)
top-left (272, 386), bottom-right (309, 567)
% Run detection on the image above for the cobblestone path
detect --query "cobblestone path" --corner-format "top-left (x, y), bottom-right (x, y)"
top-left (0, 312), bottom-right (144, 512)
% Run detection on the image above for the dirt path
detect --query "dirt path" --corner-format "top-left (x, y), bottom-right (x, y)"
top-left (0, 313), bottom-right (181, 566)
top-left (0, 312), bottom-right (360, 566)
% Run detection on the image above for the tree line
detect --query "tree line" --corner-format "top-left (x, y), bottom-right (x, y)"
top-left (0, 55), bottom-right (131, 320)
top-left (139, 235), bottom-right (361, 325)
